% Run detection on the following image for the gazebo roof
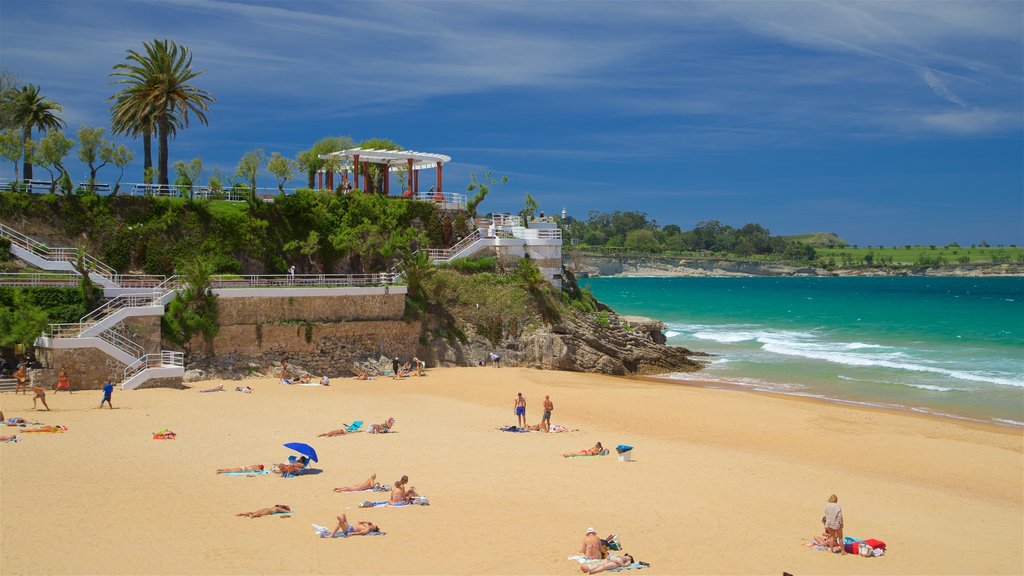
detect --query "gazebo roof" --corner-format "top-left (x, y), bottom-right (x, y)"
top-left (319, 147), bottom-right (451, 172)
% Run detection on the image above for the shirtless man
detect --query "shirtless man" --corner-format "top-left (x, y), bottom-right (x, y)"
top-left (32, 385), bottom-right (50, 410)
top-left (581, 528), bottom-right (603, 559)
top-left (236, 504), bottom-right (290, 518)
top-left (334, 473), bottom-right (379, 493)
top-left (542, 395), bottom-right (554, 432)
top-left (14, 365), bottom-right (27, 395)
top-left (328, 514), bottom-right (380, 537)
top-left (217, 464), bottom-right (264, 474)
top-left (580, 553), bottom-right (636, 573)
top-left (514, 392), bottom-right (527, 427)
top-left (564, 442), bottom-right (604, 457)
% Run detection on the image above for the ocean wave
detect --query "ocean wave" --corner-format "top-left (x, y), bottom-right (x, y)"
top-left (836, 374), bottom-right (962, 392)
top-left (663, 330), bottom-right (681, 338)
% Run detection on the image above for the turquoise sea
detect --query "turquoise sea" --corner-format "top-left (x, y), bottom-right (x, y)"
top-left (584, 277), bottom-right (1024, 427)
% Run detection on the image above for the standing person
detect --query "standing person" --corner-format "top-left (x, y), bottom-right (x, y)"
top-left (287, 265), bottom-right (296, 284)
top-left (14, 364), bottom-right (28, 395)
top-left (55, 368), bottom-right (71, 393)
top-left (514, 392), bottom-right (527, 427)
top-left (824, 494), bottom-right (845, 554)
top-left (100, 380), bottom-right (114, 409)
top-left (542, 395), bottom-right (554, 432)
top-left (391, 357), bottom-right (400, 379)
top-left (32, 384), bottom-right (50, 411)
top-left (279, 359), bottom-right (288, 382)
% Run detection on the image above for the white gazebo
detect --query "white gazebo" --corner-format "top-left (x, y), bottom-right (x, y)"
top-left (317, 147), bottom-right (452, 197)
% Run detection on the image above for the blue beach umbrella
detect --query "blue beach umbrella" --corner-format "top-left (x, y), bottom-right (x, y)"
top-left (283, 442), bottom-right (319, 463)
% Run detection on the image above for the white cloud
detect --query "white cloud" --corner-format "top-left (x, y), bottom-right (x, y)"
top-left (921, 109), bottom-right (1020, 135)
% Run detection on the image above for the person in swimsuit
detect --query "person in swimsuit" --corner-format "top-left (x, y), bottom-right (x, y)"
top-left (199, 384), bottom-right (225, 393)
top-left (273, 456), bottom-right (308, 476)
top-left (236, 504), bottom-right (290, 518)
top-left (369, 417), bottom-right (395, 433)
top-left (581, 528), bottom-right (603, 559)
top-left (542, 395), bottom-right (553, 432)
top-left (514, 393), bottom-right (527, 427)
top-left (21, 425), bottom-right (67, 433)
top-left (318, 427), bottom-right (350, 437)
top-left (32, 385), bottom-right (50, 411)
top-left (55, 368), bottom-right (71, 393)
top-left (328, 514), bottom-right (380, 537)
top-left (334, 473), bottom-right (378, 492)
top-left (564, 442), bottom-right (604, 457)
top-left (14, 365), bottom-right (27, 395)
top-left (217, 464), bottom-right (264, 474)
top-left (389, 475), bottom-right (420, 504)
top-left (580, 553), bottom-right (636, 574)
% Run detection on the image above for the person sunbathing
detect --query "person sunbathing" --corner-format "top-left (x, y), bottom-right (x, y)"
top-left (273, 456), bottom-right (308, 476)
top-left (334, 473), bottom-right (379, 493)
top-left (318, 427), bottom-right (349, 437)
top-left (234, 386), bottom-right (253, 393)
top-left (0, 434), bottom-right (19, 442)
top-left (199, 384), bottom-right (225, 393)
top-left (298, 374), bottom-right (312, 384)
top-left (328, 514), bottom-right (380, 537)
top-left (369, 417), bottom-right (395, 434)
top-left (354, 371), bottom-right (374, 380)
top-left (217, 464), bottom-right (264, 474)
top-left (389, 475), bottom-right (420, 504)
top-left (236, 504), bottom-right (290, 518)
top-left (564, 442), bottom-right (604, 457)
top-left (21, 425), bottom-right (67, 433)
top-left (580, 553), bottom-right (635, 574)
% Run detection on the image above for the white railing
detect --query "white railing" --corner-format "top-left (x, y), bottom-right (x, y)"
top-left (410, 191), bottom-right (467, 206)
top-left (426, 230), bottom-right (482, 262)
top-left (127, 183), bottom-right (289, 202)
top-left (209, 273), bottom-right (399, 288)
top-left (97, 328), bottom-right (144, 359)
top-left (1, 222), bottom-right (116, 277)
top-left (46, 293), bottom-right (161, 339)
top-left (0, 272), bottom-right (79, 287)
top-left (122, 350), bottom-right (184, 383)
top-left (512, 227), bottom-right (562, 240)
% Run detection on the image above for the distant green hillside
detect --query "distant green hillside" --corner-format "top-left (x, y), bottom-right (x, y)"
top-left (783, 232), bottom-right (847, 247)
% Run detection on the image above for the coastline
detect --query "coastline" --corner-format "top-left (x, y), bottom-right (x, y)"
top-left (2, 367), bottom-right (1022, 575)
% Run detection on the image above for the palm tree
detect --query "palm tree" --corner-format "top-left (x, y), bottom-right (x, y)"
top-left (5, 84), bottom-right (65, 180)
top-left (110, 39), bottom-right (214, 186)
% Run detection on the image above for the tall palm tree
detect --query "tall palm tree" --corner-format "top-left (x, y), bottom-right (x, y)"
top-left (5, 84), bottom-right (65, 180)
top-left (109, 39), bottom-right (214, 186)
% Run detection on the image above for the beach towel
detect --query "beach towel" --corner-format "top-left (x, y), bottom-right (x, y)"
top-left (1, 435), bottom-right (20, 443)
top-left (359, 496), bottom-right (429, 508)
top-left (338, 485), bottom-right (390, 493)
top-left (5, 418), bottom-right (41, 427)
top-left (222, 469), bottom-right (269, 476)
top-left (153, 429), bottom-right (176, 440)
top-left (22, 425), bottom-right (67, 433)
top-left (198, 388), bottom-right (225, 393)
top-left (312, 524), bottom-right (387, 538)
top-left (567, 555), bottom-right (650, 572)
top-left (499, 425), bottom-right (529, 432)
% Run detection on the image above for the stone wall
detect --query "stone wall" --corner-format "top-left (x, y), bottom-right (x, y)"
top-left (120, 316), bottom-right (162, 354)
top-left (216, 293), bottom-right (405, 325)
top-left (35, 347), bottom-right (127, 390)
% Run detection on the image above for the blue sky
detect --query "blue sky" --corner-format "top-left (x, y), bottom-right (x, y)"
top-left (1, 0), bottom-right (1021, 245)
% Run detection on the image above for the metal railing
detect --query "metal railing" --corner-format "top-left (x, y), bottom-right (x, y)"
top-left (0, 272), bottom-right (80, 287)
top-left (1, 222), bottom-right (116, 277)
top-left (122, 350), bottom-right (184, 384)
top-left (409, 191), bottom-right (467, 205)
top-left (97, 328), bottom-right (144, 359)
top-left (209, 273), bottom-right (400, 288)
top-left (426, 230), bottom-right (482, 262)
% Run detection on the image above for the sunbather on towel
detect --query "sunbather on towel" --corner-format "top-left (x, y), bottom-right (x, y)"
top-left (334, 473), bottom-right (379, 493)
top-left (236, 504), bottom-right (290, 518)
top-left (328, 513), bottom-right (380, 537)
top-left (0, 434), bottom-right (19, 442)
top-left (564, 442), bottom-right (604, 457)
top-left (199, 384), bottom-right (224, 393)
top-left (354, 371), bottom-right (374, 380)
top-left (369, 417), bottom-right (395, 433)
top-left (389, 475), bottom-right (420, 505)
top-left (235, 386), bottom-right (253, 393)
top-left (21, 425), bottom-right (67, 433)
top-left (273, 456), bottom-right (308, 476)
top-left (217, 464), bottom-right (265, 474)
top-left (580, 553), bottom-right (636, 574)
top-left (318, 427), bottom-right (349, 437)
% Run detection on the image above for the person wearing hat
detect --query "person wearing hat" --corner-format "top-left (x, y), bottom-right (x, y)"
top-left (580, 527), bottom-right (602, 559)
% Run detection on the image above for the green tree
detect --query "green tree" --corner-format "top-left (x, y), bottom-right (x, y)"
top-left (4, 84), bottom-right (65, 181)
top-left (295, 136), bottom-right (354, 188)
top-left (267, 152), bottom-right (295, 193)
top-left (0, 70), bottom-right (21, 131)
top-left (235, 148), bottom-right (264, 205)
top-left (400, 249), bottom-right (436, 316)
top-left (465, 171), bottom-right (507, 218)
top-left (520, 193), bottom-right (539, 228)
top-left (283, 230), bottom-right (322, 273)
top-left (161, 256), bottom-right (219, 354)
top-left (106, 143), bottom-right (134, 195)
top-left (72, 247), bottom-right (104, 311)
top-left (624, 229), bottom-right (660, 252)
top-left (76, 125), bottom-right (114, 190)
top-left (330, 192), bottom-right (425, 273)
top-left (110, 39), bottom-right (215, 186)
top-left (173, 156), bottom-right (203, 197)
top-left (0, 289), bottom-right (50, 348)
top-left (0, 128), bottom-right (24, 183)
top-left (33, 130), bottom-right (74, 194)
top-left (355, 137), bottom-right (401, 193)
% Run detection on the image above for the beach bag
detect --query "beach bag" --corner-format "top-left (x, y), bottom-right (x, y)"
top-left (858, 543), bottom-right (873, 557)
top-left (862, 538), bottom-right (886, 550)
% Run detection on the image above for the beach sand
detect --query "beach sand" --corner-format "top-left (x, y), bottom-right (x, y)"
top-left (1, 367), bottom-right (1021, 575)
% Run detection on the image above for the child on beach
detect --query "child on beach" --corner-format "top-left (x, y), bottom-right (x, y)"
top-left (55, 368), bottom-right (71, 393)
top-left (32, 385), bottom-right (50, 411)
top-left (100, 381), bottom-right (113, 408)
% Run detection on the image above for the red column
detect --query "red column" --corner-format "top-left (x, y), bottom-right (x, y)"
top-left (383, 163), bottom-right (390, 196)
top-left (317, 171), bottom-right (323, 190)
top-left (413, 166), bottom-right (418, 193)
top-left (407, 158), bottom-right (414, 195)
top-left (353, 155), bottom-right (360, 189)
top-left (326, 170), bottom-right (334, 191)
top-left (362, 162), bottom-right (370, 192)
top-left (436, 162), bottom-right (442, 193)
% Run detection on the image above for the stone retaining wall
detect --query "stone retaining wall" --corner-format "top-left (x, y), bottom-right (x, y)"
top-left (216, 293), bottom-right (404, 325)
top-left (34, 347), bottom-right (127, 390)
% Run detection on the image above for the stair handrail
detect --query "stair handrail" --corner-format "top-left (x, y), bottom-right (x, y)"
top-left (97, 328), bottom-right (144, 359)
top-left (79, 293), bottom-right (160, 325)
top-left (0, 222), bottom-right (116, 277)
top-left (122, 350), bottom-right (184, 384)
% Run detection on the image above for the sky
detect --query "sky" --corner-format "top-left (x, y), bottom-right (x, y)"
top-left (1, 0), bottom-right (1021, 246)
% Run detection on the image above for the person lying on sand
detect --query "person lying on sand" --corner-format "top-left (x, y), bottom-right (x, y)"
top-left (334, 473), bottom-right (378, 493)
top-left (21, 425), bottom-right (67, 433)
top-left (272, 456), bottom-right (308, 476)
top-left (199, 384), bottom-right (225, 393)
top-left (580, 553), bottom-right (636, 574)
top-left (234, 386), bottom-right (253, 393)
top-left (217, 464), bottom-right (264, 474)
top-left (328, 514), bottom-right (380, 537)
top-left (318, 427), bottom-right (349, 437)
top-left (369, 417), bottom-right (395, 434)
top-left (236, 504), bottom-right (290, 518)
top-left (354, 371), bottom-right (374, 380)
top-left (0, 434), bottom-right (19, 442)
top-left (298, 374), bottom-right (312, 384)
top-left (564, 442), bottom-right (604, 457)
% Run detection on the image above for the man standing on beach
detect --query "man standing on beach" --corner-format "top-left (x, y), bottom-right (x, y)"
top-left (100, 381), bottom-right (113, 408)
top-left (14, 364), bottom-right (27, 395)
top-left (542, 395), bottom-right (553, 432)
top-left (392, 357), bottom-right (400, 379)
top-left (514, 393), bottom-right (527, 427)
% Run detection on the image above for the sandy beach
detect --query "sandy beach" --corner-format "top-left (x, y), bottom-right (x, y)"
top-left (1, 367), bottom-right (1021, 575)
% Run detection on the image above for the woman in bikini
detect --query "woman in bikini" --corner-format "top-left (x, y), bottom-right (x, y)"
top-left (328, 514), bottom-right (380, 537)
top-left (55, 368), bottom-right (71, 393)
top-left (236, 504), bottom-right (290, 518)
top-left (564, 442), bottom-right (604, 457)
top-left (333, 473), bottom-right (378, 493)
top-left (389, 475), bottom-right (420, 504)
top-left (273, 456), bottom-right (308, 476)
top-left (217, 464), bottom-right (264, 474)
top-left (581, 528), bottom-right (603, 559)
top-left (369, 417), bottom-right (395, 433)
top-left (580, 554), bottom-right (636, 574)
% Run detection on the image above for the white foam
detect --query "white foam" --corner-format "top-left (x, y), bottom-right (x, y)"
top-left (837, 374), bottom-right (961, 392)
top-left (663, 330), bottom-right (681, 338)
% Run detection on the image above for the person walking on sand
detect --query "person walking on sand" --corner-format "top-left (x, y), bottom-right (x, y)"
top-left (55, 368), bottom-right (71, 393)
top-left (100, 381), bottom-right (114, 408)
top-left (542, 395), bottom-right (553, 432)
top-left (514, 392), bottom-right (527, 427)
top-left (391, 357), bottom-right (400, 379)
top-left (14, 365), bottom-right (27, 395)
top-left (328, 514), bottom-right (380, 537)
top-left (581, 528), bottom-right (603, 560)
top-left (825, 494), bottom-right (845, 554)
top-left (236, 504), bottom-right (290, 518)
top-left (32, 384), bottom-right (50, 411)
